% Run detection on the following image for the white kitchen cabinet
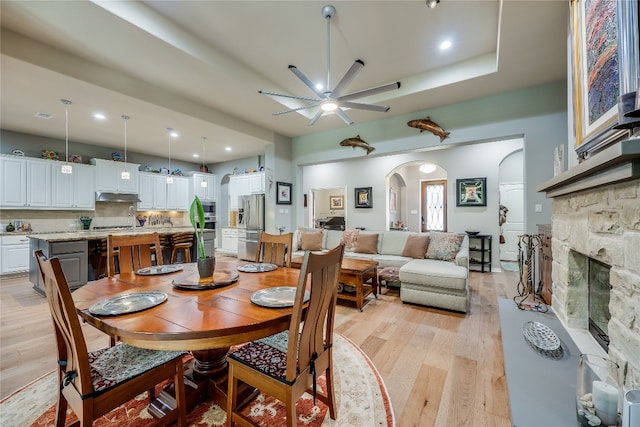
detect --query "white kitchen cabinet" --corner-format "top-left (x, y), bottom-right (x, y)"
top-left (190, 173), bottom-right (217, 202)
top-left (51, 163), bottom-right (95, 210)
top-left (26, 159), bottom-right (52, 208)
top-left (220, 227), bottom-right (238, 253)
top-left (249, 172), bottom-right (265, 194)
top-left (0, 155), bottom-right (26, 207)
top-left (91, 158), bottom-right (139, 194)
top-left (166, 176), bottom-right (189, 210)
top-left (1, 235), bottom-right (30, 274)
top-left (137, 172), bottom-right (154, 210)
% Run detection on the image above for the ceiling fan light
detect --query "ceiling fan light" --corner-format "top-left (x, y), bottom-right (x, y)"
top-left (321, 102), bottom-right (338, 112)
top-left (419, 163), bottom-right (437, 174)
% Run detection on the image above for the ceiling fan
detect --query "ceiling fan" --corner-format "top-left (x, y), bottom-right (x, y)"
top-left (259, 5), bottom-right (401, 126)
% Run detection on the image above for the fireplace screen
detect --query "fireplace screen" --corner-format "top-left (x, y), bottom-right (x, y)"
top-left (589, 258), bottom-right (611, 352)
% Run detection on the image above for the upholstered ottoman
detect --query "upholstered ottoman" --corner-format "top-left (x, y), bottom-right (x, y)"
top-left (378, 266), bottom-right (401, 288)
top-left (399, 259), bottom-right (469, 313)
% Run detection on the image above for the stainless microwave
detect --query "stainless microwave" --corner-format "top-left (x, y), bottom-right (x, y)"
top-left (202, 202), bottom-right (215, 214)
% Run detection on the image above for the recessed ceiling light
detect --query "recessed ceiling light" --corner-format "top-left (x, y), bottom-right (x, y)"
top-left (440, 40), bottom-right (452, 50)
top-left (225, 147), bottom-right (232, 152)
top-left (315, 83), bottom-right (324, 91)
top-left (93, 113), bottom-right (106, 120)
top-left (193, 153), bottom-right (199, 158)
top-left (34, 112), bottom-right (53, 119)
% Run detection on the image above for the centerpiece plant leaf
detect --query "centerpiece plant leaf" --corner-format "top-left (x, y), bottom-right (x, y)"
top-left (190, 196), bottom-right (206, 259)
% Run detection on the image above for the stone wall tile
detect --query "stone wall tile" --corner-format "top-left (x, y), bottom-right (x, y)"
top-left (589, 209), bottom-right (622, 234)
top-left (620, 202), bottom-right (640, 231)
top-left (613, 181), bottom-right (639, 200)
top-left (587, 235), bottom-right (624, 267)
top-left (624, 232), bottom-right (640, 275)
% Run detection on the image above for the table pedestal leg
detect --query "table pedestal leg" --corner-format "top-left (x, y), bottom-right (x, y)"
top-left (148, 347), bottom-right (257, 419)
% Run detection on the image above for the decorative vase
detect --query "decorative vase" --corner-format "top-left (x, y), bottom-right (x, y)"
top-left (576, 354), bottom-right (621, 427)
top-left (197, 257), bottom-right (215, 280)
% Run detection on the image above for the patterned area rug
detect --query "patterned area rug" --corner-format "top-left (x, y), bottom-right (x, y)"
top-left (1, 334), bottom-right (394, 427)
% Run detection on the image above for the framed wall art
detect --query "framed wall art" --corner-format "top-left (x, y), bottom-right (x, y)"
top-left (456, 178), bottom-right (486, 207)
top-left (570, 0), bottom-right (637, 156)
top-left (355, 187), bottom-right (372, 208)
top-left (329, 195), bottom-right (344, 210)
top-left (276, 181), bottom-right (292, 205)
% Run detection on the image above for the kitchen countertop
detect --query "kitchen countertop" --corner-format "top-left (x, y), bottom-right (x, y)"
top-left (21, 226), bottom-right (212, 242)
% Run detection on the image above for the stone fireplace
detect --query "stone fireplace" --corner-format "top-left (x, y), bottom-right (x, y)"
top-left (549, 178), bottom-right (639, 391)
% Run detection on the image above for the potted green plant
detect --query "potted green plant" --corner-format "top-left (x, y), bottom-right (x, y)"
top-left (190, 196), bottom-right (215, 279)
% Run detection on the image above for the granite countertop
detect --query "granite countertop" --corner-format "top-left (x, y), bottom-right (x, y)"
top-left (21, 226), bottom-right (198, 242)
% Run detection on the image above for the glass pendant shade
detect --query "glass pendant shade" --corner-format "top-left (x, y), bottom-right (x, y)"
top-left (121, 115), bottom-right (130, 180)
top-left (61, 99), bottom-right (73, 174)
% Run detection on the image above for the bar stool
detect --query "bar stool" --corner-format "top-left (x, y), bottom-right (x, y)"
top-left (170, 232), bottom-right (194, 264)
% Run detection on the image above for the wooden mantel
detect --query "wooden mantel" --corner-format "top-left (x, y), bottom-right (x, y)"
top-left (537, 138), bottom-right (640, 198)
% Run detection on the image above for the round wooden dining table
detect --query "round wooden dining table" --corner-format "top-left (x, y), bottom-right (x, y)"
top-left (72, 258), bottom-right (303, 415)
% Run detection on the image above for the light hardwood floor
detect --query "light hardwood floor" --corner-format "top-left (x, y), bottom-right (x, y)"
top-left (0, 259), bottom-right (517, 426)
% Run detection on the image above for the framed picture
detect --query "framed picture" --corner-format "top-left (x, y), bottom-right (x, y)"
top-left (570, 0), bottom-right (636, 155)
top-left (456, 178), bottom-right (486, 207)
top-left (355, 187), bottom-right (372, 208)
top-left (389, 189), bottom-right (397, 212)
top-left (276, 181), bottom-right (292, 205)
top-left (329, 195), bottom-right (344, 210)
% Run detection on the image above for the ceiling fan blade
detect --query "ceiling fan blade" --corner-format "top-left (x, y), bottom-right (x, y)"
top-left (339, 101), bottom-right (390, 112)
top-left (289, 65), bottom-right (326, 98)
top-left (273, 104), bottom-right (320, 116)
top-left (338, 81), bottom-right (401, 102)
top-left (259, 90), bottom-right (321, 103)
top-left (330, 59), bottom-right (364, 99)
top-left (309, 110), bottom-right (324, 126)
top-left (335, 108), bottom-right (354, 125)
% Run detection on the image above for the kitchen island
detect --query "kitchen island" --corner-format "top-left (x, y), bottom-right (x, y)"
top-left (27, 227), bottom-right (215, 295)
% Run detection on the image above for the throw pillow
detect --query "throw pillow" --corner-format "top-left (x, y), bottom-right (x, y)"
top-left (401, 234), bottom-right (430, 259)
top-left (425, 232), bottom-right (464, 261)
top-left (341, 229), bottom-right (360, 251)
top-left (301, 231), bottom-right (323, 251)
top-left (354, 233), bottom-right (379, 254)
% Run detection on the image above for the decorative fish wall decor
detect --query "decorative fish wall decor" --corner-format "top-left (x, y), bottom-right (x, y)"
top-left (339, 135), bottom-right (375, 155)
top-left (407, 116), bottom-right (450, 142)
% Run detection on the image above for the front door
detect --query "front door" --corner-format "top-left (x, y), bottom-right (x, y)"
top-left (499, 182), bottom-right (524, 262)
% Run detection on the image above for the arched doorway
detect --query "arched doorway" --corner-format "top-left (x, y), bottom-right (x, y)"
top-left (498, 149), bottom-right (524, 262)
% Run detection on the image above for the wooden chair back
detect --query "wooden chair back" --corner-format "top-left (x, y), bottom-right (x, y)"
top-left (107, 232), bottom-right (163, 276)
top-left (255, 231), bottom-right (293, 267)
top-left (170, 232), bottom-right (194, 263)
top-left (285, 243), bottom-right (344, 383)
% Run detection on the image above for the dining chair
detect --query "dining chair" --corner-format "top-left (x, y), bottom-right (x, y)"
top-left (34, 250), bottom-right (187, 427)
top-left (107, 232), bottom-right (163, 276)
top-left (170, 232), bottom-right (194, 264)
top-left (227, 243), bottom-right (345, 427)
top-left (255, 231), bottom-right (294, 267)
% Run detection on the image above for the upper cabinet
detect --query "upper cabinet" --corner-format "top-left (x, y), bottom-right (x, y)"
top-left (249, 172), bottom-right (265, 194)
top-left (138, 172), bottom-right (189, 211)
top-left (190, 173), bottom-right (217, 203)
top-left (228, 172), bottom-right (265, 209)
top-left (0, 155), bottom-right (94, 210)
top-left (91, 158), bottom-right (139, 194)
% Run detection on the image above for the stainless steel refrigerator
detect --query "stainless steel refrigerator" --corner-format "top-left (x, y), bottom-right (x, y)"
top-left (237, 194), bottom-right (265, 261)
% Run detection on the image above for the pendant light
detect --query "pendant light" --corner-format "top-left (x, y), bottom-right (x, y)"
top-left (61, 99), bottom-right (73, 174)
top-left (121, 115), bottom-right (130, 180)
top-left (166, 128), bottom-right (174, 184)
top-left (200, 136), bottom-right (207, 188)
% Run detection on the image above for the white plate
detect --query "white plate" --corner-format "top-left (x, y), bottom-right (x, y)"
top-left (250, 287), bottom-right (310, 308)
top-left (238, 263), bottom-right (278, 273)
top-left (136, 265), bottom-right (183, 275)
top-left (88, 291), bottom-right (168, 316)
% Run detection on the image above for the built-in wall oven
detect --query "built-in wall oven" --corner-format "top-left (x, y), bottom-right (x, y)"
top-left (199, 202), bottom-right (216, 229)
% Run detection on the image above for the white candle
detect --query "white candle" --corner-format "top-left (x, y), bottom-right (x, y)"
top-left (593, 380), bottom-right (619, 426)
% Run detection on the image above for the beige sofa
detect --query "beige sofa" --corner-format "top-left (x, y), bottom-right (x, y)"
top-left (291, 229), bottom-right (470, 313)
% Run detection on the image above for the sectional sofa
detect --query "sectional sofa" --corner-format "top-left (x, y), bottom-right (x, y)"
top-left (291, 228), bottom-right (470, 313)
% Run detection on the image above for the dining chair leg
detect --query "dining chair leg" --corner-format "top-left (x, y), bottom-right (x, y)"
top-left (54, 387), bottom-right (67, 427)
top-left (226, 364), bottom-right (237, 427)
top-left (325, 364), bottom-right (337, 419)
top-left (285, 393), bottom-right (295, 427)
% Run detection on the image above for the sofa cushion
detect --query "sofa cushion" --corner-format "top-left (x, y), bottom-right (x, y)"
top-left (426, 232), bottom-right (464, 261)
top-left (355, 233), bottom-right (379, 254)
top-left (301, 231), bottom-right (323, 251)
top-left (402, 234), bottom-right (430, 259)
top-left (400, 259), bottom-right (467, 292)
top-left (379, 231), bottom-right (411, 256)
top-left (340, 229), bottom-right (360, 251)
top-left (294, 227), bottom-right (322, 251)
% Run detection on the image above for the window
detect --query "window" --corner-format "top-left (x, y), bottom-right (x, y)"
top-left (422, 180), bottom-right (447, 232)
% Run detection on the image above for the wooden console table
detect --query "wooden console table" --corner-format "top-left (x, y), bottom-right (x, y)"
top-left (291, 256), bottom-right (378, 311)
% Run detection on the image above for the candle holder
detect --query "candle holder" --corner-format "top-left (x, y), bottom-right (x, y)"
top-left (577, 354), bottom-right (621, 426)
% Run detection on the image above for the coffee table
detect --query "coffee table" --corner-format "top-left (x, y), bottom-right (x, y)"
top-left (291, 256), bottom-right (378, 311)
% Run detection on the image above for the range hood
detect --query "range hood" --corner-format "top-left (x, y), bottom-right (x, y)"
top-left (95, 192), bottom-right (141, 203)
